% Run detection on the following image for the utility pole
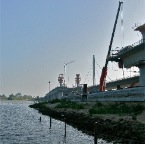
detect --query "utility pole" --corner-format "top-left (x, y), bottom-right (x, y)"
top-left (48, 81), bottom-right (51, 100)
top-left (93, 55), bottom-right (95, 86)
top-left (48, 81), bottom-right (50, 92)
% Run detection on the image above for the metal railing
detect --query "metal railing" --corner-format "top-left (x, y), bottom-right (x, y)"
top-left (119, 39), bottom-right (143, 53)
top-left (110, 39), bottom-right (144, 58)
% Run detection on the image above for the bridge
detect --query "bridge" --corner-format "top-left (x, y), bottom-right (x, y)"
top-left (45, 75), bottom-right (140, 101)
top-left (88, 75), bottom-right (139, 92)
top-left (108, 24), bottom-right (145, 87)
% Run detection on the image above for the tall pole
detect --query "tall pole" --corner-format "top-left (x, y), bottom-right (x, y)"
top-left (93, 55), bottom-right (95, 86)
top-left (48, 81), bottom-right (50, 92)
top-left (48, 81), bottom-right (50, 100)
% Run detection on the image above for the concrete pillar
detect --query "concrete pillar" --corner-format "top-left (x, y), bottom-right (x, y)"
top-left (82, 84), bottom-right (87, 100)
top-left (143, 33), bottom-right (145, 43)
top-left (139, 65), bottom-right (145, 86)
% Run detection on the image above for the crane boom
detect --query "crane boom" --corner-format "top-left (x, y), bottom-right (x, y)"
top-left (99, 1), bottom-right (123, 92)
top-left (65, 60), bottom-right (75, 65)
top-left (63, 60), bottom-right (75, 86)
top-left (64, 60), bottom-right (75, 73)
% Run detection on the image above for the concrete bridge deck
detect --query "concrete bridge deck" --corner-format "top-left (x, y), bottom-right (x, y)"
top-left (45, 75), bottom-right (140, 101)
top-left (88, 75), bottom-right (139, 92)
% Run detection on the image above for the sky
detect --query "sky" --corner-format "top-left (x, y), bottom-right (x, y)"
top-left (0, 0), bottom-right (145, 97)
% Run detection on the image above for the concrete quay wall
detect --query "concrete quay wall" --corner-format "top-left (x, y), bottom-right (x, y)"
top-left (67, 87), bottom-right (145, 102)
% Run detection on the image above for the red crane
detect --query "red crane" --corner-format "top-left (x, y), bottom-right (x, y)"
top-left (99, 1), bottom-right (123, 91)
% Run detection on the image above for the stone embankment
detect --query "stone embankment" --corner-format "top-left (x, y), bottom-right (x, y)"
top-left (29, 102), bottom-right (145, 143)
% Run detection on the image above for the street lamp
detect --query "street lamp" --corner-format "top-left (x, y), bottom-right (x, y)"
top-left (48, 81), bottom-right (51, 101)
top-left (48, 81), bottom-right (50, 92)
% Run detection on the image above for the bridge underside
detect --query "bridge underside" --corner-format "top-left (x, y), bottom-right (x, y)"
top-left (88, 76), bottom-right (139, 92)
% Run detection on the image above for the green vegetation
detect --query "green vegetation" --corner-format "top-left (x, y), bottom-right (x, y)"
top-left (48, 99), bottom-right (62, 104)
top-left (29, 99), bottom-right (145, 116)
top-left (0, 93), bottom-right (33, 101)
top-left (29, 99), bottom-right (85, 110)
top-left (0, 94), bottom-right (7, 100)
top-left (55, 100), bottom-right (85, 109)
top-left (29, 101), bottom-right (48, 108)
top-left (89, 102), bottom-right (145, 116)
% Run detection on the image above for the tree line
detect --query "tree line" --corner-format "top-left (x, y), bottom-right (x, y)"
top-left (0, 93), bottom-right (34, 100)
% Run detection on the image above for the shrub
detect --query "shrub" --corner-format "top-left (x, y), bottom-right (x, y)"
top-left (132, 104), bottom-right (144, 115)
top-left (88, 103), bottom-right (145, 115)
top-left (89, 108), bottom-right (97, 115)
top-left (95, 102), bottom-right (103, 107)
top-left (55, 101), bottom-right (84, 110)
top-left (49, 99), bottom-right (62, 104)
top-left (29, 101), bottom-right (48, 108)
top-left (132, 115), bottom-right (137, 121)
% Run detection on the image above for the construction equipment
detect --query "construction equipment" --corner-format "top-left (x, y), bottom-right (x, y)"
top-left (64, 60), bottom-right (75, 86)
top-left (99, 1), bottom-right (123, 91)
top-left (64, 61), bottom-right (75, 74)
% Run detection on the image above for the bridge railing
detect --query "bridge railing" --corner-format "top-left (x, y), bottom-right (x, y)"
top-left (110, 39), bottom-right (144, 58)
top-left (117, 39), bottom-right (144, 55)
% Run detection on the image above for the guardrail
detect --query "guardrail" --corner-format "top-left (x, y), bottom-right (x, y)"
top-left (110, 39), bottom-right (144, 58)
top-left (118, 39), bottom-right (144, 55)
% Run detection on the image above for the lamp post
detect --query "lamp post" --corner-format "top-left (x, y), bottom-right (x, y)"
top-left (48, 81), bottom-right (50, 100)
top-left (48, 81), bottom-right (50, 92)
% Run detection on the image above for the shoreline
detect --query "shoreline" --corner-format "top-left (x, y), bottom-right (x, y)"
top-left (29, 101), bottom-right (145, 143)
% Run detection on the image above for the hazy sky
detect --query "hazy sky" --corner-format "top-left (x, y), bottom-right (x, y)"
top-left (1, 0), bottom-right (145, 96)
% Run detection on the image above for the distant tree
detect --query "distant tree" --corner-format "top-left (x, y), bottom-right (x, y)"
top-left (8, 94), bottom-right (15, 100)
top-left (15, 93), bottom-right (22, 97)
top-left (0, 94), bottom-right (7, 99)
top-left (36, 96), bottom-right (39, 101)
top-left (0, 94), bottom-right (5, 97)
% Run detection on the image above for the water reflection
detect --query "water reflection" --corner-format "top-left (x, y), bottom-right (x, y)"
top-left (0, 101), bottom-right (112, 144)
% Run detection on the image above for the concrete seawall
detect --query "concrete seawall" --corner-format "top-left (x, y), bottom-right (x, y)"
top-left (67, 87), bottom-right (145, 102)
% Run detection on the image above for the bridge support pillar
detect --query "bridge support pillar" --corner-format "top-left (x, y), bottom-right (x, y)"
top-left (139, 65), bottom-right (145, 86)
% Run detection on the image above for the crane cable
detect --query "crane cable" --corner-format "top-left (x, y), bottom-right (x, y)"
top-left (121, 3), bottom-right (124, 48)
top-left (95, 61), bottom-right (112, 81)
top-left (84, 65), bottom-right (92, 84)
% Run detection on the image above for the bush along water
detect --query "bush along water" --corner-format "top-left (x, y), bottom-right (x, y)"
top-left (89, 102), bottom-right (145, 116)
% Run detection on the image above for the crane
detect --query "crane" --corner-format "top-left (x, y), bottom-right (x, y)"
top-left (64, 60), bottom-right (75, 86)
top-left (99, 1), bottom-right (123, 91)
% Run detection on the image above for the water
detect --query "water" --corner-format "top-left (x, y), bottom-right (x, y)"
top-left (0, 100), bottom-right (112, 144)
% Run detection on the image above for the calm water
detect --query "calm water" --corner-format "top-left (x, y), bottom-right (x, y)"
top-left (0, 100), bottom-right (112, 144)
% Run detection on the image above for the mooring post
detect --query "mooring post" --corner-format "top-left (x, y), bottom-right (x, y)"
top-left (50, 116), bottom-right (52, 128)
top-left (94, 122), bottom-right (97, 144)
top-left (64, 118), bottom-right (66, 137)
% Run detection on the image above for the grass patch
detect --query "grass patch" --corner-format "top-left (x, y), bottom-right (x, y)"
top-left (89, 102), bottom-right (145, 115)
top-left (48, 99), bottom-right (62, 104)
top-left (55, 100), bottom-right (85, 110)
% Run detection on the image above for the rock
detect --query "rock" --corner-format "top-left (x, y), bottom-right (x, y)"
top-left (123, 130), bottom-right (131, 138)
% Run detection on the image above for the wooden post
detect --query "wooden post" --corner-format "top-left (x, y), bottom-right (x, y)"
top-left (50, 117), bottom-right (52, 128)
top-left (64, 118), bottom-right (66, 137)
top-left (94, 122), bottom-right (97, 144)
